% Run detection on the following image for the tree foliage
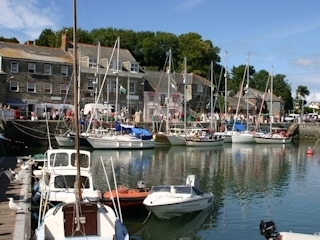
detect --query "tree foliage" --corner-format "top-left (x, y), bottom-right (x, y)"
top-left (0, 36), bottom-right (19, 43)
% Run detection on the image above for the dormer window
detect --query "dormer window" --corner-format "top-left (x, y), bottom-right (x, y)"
top-left (110, 60), bottom-right (122, 71)
top-left (131, 63), bottom-right (139, 72)
top-left (89, 58), bottom-right (97, 68)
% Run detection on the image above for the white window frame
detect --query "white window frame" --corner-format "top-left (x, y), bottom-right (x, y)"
top-left (11, 62), bottom-right (19, 73)
top-left (28, 63), bottom-right (36, 74)
top-left (110, 60), bottom-right (122, 71)
top-left (130, 63), bottom-right (139, 72)
top-left (27, 82), bottom-right (36, 93)
top-left (10, 80), bottom-right (19, 92)
top-left (61, 66), bottom-right (68, 76)
top-left (197, 84), bottom-right (203, 93)
top-left (44, 83), bottom-right (52, 94)
top-left (60, 84), bottom-right (68, 94)
top-left (87, 77), bottom-right (94, 91)
top-left (129, 82), bottom-right (136, 94)
top-left (44, 64), bottom-right (52, 75)
top-left (89, 58), bottom-right (97, 68)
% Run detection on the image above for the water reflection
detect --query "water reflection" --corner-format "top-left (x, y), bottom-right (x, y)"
top-left (89, 141), bottom-right (320, 239)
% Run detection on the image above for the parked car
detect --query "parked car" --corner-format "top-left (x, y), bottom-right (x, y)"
top-left (284, 113), bottom-right (300, 122)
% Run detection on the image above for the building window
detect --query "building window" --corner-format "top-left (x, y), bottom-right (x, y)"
top-left (28, 63), bottom-right (36, 74)
top-left (27, 82), bottom-right (36, 93)
top-left (160, 94), bottom-right (166, 106)
top-left (131, 63), bottom-right (139, 72)
top-left (197, 84), bottom-right (203, 93)
top-left (149, 95), bottom-right (154, 101)
top-left (11, 62), bottom-right (19, 73)
top-left (129, 82), bottom-right (136, 94)
top-left (87, 77), bottom-right (94, 91)
top-left (60, 84), bottom-right (68, 94)
top-left (89, 58), bottom-right (97, 68)
top-left (44, 83), bottom-right (52, 94)
top-left (61, 66), bottom-right (68, 76)
top-left (110, 60), bottom-right (122, 71)
top-left (10, 81), bottom-right (19, 92)
top-left (44, 64), bottom-right (52, 75)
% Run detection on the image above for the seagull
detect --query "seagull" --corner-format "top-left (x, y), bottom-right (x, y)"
top-left (0, 168), bottom-right (17, 182)
top-left (7, 197), bottom-right (23, 215)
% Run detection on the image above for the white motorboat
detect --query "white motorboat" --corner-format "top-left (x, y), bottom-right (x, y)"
top-left (143, 175), bottom-right (214, 220)
top-left (231, 131), bottom-right (256, 143)
top-left (35, 148), bottom-right (101, 205)
top-left (86, 122), bottom-right (155, 149)
top-left (260, 220), bottom-right (320, 240)
top-left (254, 133), bottom-right (292, 144)
top-left (186, 135), bottom-right (225, 147)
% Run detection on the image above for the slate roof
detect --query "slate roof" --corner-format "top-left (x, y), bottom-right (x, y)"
top-left (76, 43), bottom-right (137, 63)
top-left (234, 87), bottom-right (284, 103)
top-left (0, 41), bottom-right (73, 63)
top-left (143, 70), bottom-right (213, 93)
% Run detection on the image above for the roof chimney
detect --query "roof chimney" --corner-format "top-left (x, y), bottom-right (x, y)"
top-left (61, 29), bottom-right (68, 51)
top-left (26, 40), bottom-right (34, 45)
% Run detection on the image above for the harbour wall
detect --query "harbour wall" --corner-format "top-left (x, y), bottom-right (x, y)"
top-left (0, 120), bottom-right (320, 153)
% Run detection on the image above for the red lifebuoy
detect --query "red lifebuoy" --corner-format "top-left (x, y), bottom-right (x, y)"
top-left (307, 147), bottom-right (314, 155)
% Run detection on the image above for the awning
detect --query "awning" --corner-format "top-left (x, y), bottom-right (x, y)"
top-left (6, 99), bottom-right (27, 106)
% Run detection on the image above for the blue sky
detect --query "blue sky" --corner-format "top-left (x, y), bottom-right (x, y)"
top-left (1, 0), bottom-right (320, 103)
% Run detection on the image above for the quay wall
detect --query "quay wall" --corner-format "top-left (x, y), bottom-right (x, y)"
top-left (0, 120), bottom-right (320, 152)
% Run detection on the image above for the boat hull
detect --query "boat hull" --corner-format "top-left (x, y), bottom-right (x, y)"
top-left (254, 136), bottom-right (292, 144)
top-left (87, 136), bottom-right (155, 149)
top-left (153, 133), bottom-right (171, 146)
top-left (54, 135), bottom-right (74, 147)
top-left (186, 138), bottom-right (225, 147)
top-left (167, 135), bottom-right (186, 146)
top-left (231, 132), bottom-right (255, 143)
top-left (144, 195), bottom-right (214, 220)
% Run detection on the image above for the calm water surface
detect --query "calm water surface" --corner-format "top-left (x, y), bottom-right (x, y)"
top-left (90, 140), bottom-right (320, 240)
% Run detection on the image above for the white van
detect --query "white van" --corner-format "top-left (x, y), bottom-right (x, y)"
top-left (284, 113), bottom-right (300, 122)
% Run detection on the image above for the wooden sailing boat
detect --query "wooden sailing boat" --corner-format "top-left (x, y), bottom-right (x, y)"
top-left (34, 1), bottom-right (129, 239)
top-left (254, 67), bottom-right (292, 144)
top-left (185, 61), bottom-right (225, 147)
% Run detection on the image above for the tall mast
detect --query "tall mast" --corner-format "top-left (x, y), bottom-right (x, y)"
top-left (246, 54), bottom-right (250, 131)
top-left (166, 49), bottom-right (172, 133)
top-left (224, 51), bottom-right (228, 123)
top-left (115, 37), bottom-right (120, 118)
top-left (183, 57), bottom-right (187, 131)
top-left (73, 0), bottom-right (81, 200)
top-left (270, 66), bottom-right (274, 132)
top-left (210, 61), bottom-right (214, 129)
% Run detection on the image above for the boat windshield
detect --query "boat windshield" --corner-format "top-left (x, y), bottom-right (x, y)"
top-left (54, 175), bottom-right (90, 189)
top-left (150, 186), bottom-right (192, 194)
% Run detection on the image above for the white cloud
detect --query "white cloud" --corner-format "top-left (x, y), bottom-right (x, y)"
top-left (0, 0), bottom-right (61, 42)
top-left (306, 92), bottom-right (320, 104)
top-left (295, 58), bottom-right (313, 68)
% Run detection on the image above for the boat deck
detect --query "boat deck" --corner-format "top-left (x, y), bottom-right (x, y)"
top-left (0, 156), bottom-right (31, 240)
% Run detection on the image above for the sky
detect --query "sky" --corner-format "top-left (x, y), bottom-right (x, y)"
top-left (1, 0), bottom-right (320, 104)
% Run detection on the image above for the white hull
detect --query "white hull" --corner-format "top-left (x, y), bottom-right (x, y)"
top-left (145, 194), bottom-right (214, 220)
top-left (279, 232), bottom-right (320, 240)
top-left (87, 136), bottom-right (155, 149)
top-left (167, 135), bottom-right (186, 146)
top-left (55, 135), bottom-right (74, 147)
top-left (254, 135), bottom-right (292, 144)
top-left (231, 132), bottom-right (255, 143)
top-left (213, 131), bottom-right (233, 143)
top-left (186, 138), bottom-right (225, 147)
top-left (35, 202), bottom-right (129, 240)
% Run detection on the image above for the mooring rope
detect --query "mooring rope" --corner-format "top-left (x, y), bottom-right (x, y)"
top-left (11, 121), bottom-right (55, 139)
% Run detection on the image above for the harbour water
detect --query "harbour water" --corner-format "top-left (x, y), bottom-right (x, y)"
top-left (90, 140), bottom-right (320, 240)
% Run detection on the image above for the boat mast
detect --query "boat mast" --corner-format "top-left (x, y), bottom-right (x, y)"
top-left (73, 0), bottom-right (81, 200)
top-left (183, 57), bottom-right (187, 131)
top-left (166, 49), bottom-right (172, 133)
top-left (270, 66), bottom-right (274, 133)
top-left (245, 54), bottom-right (250, 131)
top-left (224, 51), bottom-right (228, 128)
top-left (115, 37), bottom-right (120, 120)
top-left (210, 61), bottom-right (214, 129)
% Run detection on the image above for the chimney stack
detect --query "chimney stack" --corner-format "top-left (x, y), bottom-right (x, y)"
top-left (61, 29), bottom-right (68, 51)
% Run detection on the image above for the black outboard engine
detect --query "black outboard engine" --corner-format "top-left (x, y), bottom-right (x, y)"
top-left (260, 220), bottom-right (279, 239)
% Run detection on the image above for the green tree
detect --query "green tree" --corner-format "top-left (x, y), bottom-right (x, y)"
top-left (35, 29), bottom-right (56, 47)
top-left (0, 36), bottom-right (19, 43)
top-left (295, 85), bottom-right (310, 113)
top-left (229, 64), bottom-right (256, 96)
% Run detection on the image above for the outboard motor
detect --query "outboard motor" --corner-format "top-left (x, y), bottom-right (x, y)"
top-left (186, 175), bottom-right (199, 189)
top-left (137, 180), bottom-right (146, 192)
top-left (260, 220), bottom-right (279, 239)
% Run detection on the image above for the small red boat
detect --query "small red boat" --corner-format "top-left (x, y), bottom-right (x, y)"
top-left (307, 147), bottom-right (314, 155)
top-left (103, 181), bottom-right (149, 209)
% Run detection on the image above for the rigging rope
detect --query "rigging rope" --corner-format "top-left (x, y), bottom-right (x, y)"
top-left (11, 121), bottom-right (56, 139)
